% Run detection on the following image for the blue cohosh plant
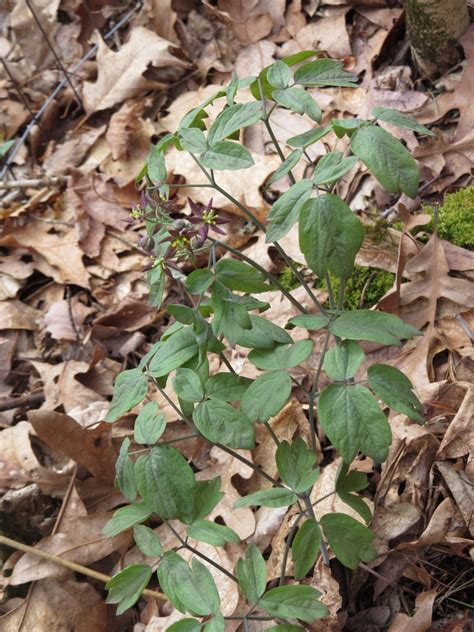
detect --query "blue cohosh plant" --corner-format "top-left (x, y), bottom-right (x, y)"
top-left (102, 53), bottom-right (432, 629)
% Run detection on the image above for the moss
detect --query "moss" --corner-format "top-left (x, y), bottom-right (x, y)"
top-left (315, 265), bottom-right (395, 310)
top-left (278, 264), bottom-right (302, 291)
top-left (364, 218), bottom-right (391, 245)
top-left (426, 187), bottom-right (474, 249)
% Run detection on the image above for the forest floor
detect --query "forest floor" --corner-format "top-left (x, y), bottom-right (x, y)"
top-left (0, 1), bottom-right (473, 630)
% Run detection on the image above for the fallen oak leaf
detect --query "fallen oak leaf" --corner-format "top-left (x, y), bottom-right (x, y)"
top-left (82, 27), bottom-right (188, 114)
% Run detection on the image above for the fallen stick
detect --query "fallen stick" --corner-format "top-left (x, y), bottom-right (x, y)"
top-left (0, 534), bottom-right (166, 601)
top-left (0, 177), bottom-right (67, 190)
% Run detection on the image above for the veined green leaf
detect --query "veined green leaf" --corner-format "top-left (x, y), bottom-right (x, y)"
top-left (236, 544), bottom-right (267, 604)
top-left (103, 503), bottom-right (152, 537)
top-left (105, 369), bottom-right (148, 422)
top-left (294, 58), bottom-right (357, 87)
top-left (368, 364), bottom-right (424, 422)
top-left (287, 314), bottom-right (330, 330)
top-left (287, 124), bottom-right (332, 148)
top-left (236, 314), bottom-right (293, 349)
top-left (200, 141), bottom-right (254, 170)
top-left (134, 401), bottom-right (166, 445)
top-left (335, 462), bottom-right (371, 523)
top-left (292, 519), bottom-right (321, 580)
top-left (115, 438), bottom-right (137, 501)
top-left (267, 60), bottom-right (292, 89)
top-left (266, 179), bottom-right (313, 243)
top-left (207, 102), bottom-right (263, 144)
top-left (260, 585), bottom-right (328, 622)
top-left (312, 152), bottom-right (358, 186)
top-left (106, 564), bottom-right (152, 615)
top-left (320, 513), bottom-right (376, 569)
top-left (173, 368), bottom-right (205, 402)
top-left (318, 383), bottom-right (392, 463)
top-left (193, 399), bottom-right (255, 449)
top-left (185, 269), bottom-right (214, 294)
top-left (205, 373), bottom-right (252, 402)
top-left (372, 107), bottom-right (435, 136)
top-left (241, 370), bottom-right (292, 422)
top-left (135, 445), bottom-right (196, 520)
top-left (276, 438), bottom-right (319, 493)
top-left (273, 87), bottom-right (322, 123)
top-left (147, 327), bottom-right (198, 377)
top-left (133, 524), bottom-right (163, 557)
top-left (215, 258), bottom-right (270, 293)
top-left (323, 340), bottom-right (364, 381)
top-left (234, 487), bottom-right (297, 509)
top-left (350, 125), bottom-right (419, 198)
top-left (187, 520), bottom-right (240, 546)
top-left (267, 149), bottom-right (303, 186)
top-left (299, 194), bottom-right (364, 280)
top-left (329, 310), bottom-right (421, 346)
top-left (248, 339), bottom-right (313, 370)
top-left (179, 127), bottom-right (208, 152)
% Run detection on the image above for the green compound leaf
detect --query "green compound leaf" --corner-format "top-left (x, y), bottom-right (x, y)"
top-left (173, 368), bottom-right (205, 403)
top-left (260, 585), bottom-right (328, 623)
top-left (276, 438), bottom-right (319, 493)
top-left (115, 438), bottom-right (137, 501)
top-left (103, 502), bottom-right (152, 538)
top-left (105, 564), bottom-right (152, 615)
top-left (200, 140), bottom-right (254, 170)
top-left (207, 102), bottom-right (263, 144)
top-left (157, 552), bottom-right (220, 616)
top-left (299, 194), bottom-right (364, 280)
top-left (372, 106), bottom-right (435, 136)
top-left (183, 477), bottom-right (224, 525)
top-left (312, 152), bottom-right (358, 186)
top-left (273, 87), bottom-right (322, 123)
top-left (294, 58), bottom-right (357, 87)
top-left (323, 340), bottom-right (364, 381)
top-left (335, 462), bottom-right (371, 524)
top-left (267, 60), bottom-right (292, 89)
top-left (287, 124), bottom-right (332, 148)
top-left (248, 339), bottom-right (313, 370)
top-left (234, 487), bottom-right (297, 509)
top-left (193, 399), bottom-right (255, 449)
top-left (250, 50), bottom-right (318, 100)
top-left (267, 149), bottom-right (303, 186)
top-left (329, 310), bottom-right (422, 346)
top-left (240, 370), bottom-right (292, 422)
top-left (203, 612), bottom-right (225, 632)
top-left (292, 518), bottom-right (321, 580)
top-left (134, 401), bottom-right (166, 445)
top-left (147, 327), bottom-right (198, 377)
top-left (236, 314), bottom-right (293, 349)
top-left (332, 117), bottom-right (362, 138)
top-left (205, 373), bottom-right (252, 402)
top-left (179, 127), bottom-right (208, 152)
top-left (167, 619), bottom-right (202, 632)
top-left (185, 268), bottom-right (214, 294)
top-left (266, 179), bottom-right (313, 243)
top-left (368, 364), bottom-right (424, 422)
top-left (318, 384), bottom-right (392, 463)
top-left (135, 445), bottom-right (196, 520)
top-left (320, 513), bottom-right (377, 569)
top-left (133, 524), bottom-right (163, 557)
top-left (236, 544), bottom-right (267, 604)
top-left (350, 125), bottom-right (419, 198)
top-left (287, 314), bottom-right (330, 331)
top-left (215, 258), bottom-right (270, 293)
top-left (105, 368), bottom-right (148, 422)
top-left (187, 519), bottom-right (240, 546)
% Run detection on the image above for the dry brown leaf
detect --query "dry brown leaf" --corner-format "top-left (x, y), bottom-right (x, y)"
top-left (436, 461), bottom-right (474, 537)
top-left (289, 7), bottom-right (351, 58)
top-left (0, 219), bottom-right (90, 287)
top-left (29, 410), bottom-right (116, 483)
top-left (437, 382), bottom-right (473, 461)
top-left (138, 0), bottom-right (178, 43)
top-left (234, 39), bottom-right (276, 77)
top-left (388, 589), bottom-right (437, 632)
top-left (0, 578), bottom-right (109, 631)
top-left (0, 300), bottom-right (41, 330)
top-left (105, 101), bottom-right (145, 161)
top-left (42, 125), bottom-right (106, 176)
top-left (396, 497), bottom-right (456, 550)
top-left (43, 299), bottom-right (92, 341)
top-left (0, 421), bottom-right (66, 495)
top-left (310, 556), bottom-right (344, 631)
top-left (31, 360), bottom-right (105, 413)
top-left (7, 513), bottom-right (129, 585)
top-left (218, 0), bottom-right (273, 45)
top-left (372, 502), bottom-right (422, 542)
top-left (82, 27), bottom-right (188, 114)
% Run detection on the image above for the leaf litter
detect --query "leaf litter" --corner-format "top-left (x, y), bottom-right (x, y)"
top-left (0, 1), bottom-right (473, 630)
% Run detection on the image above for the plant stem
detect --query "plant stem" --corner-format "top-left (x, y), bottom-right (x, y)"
top-left (219, 352), bottom-right (237, 374)
top-left (307, 328), bottom-right (331, 452)
top-left (0, 535), bottom-right (166, 601)
top-left (279, 509), bottom-right (307, 585)
top-left (166, 522), bottom-right (238, 583)
top-left (209, 237), bottom-right (307, 314)
top-left (302, 495), bottom-right (330, 566)
top-left (338, 278), bottom-right (346, 310)
top-left (325, 271), bottom-right (335, 310)
top-left (263, 421), bottom-right (280, 446)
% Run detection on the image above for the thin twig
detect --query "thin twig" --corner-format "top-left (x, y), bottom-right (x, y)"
top-left (0, 534), bottom-right (166, 601)
top-left (0, 177), bottom-right (67, 190)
